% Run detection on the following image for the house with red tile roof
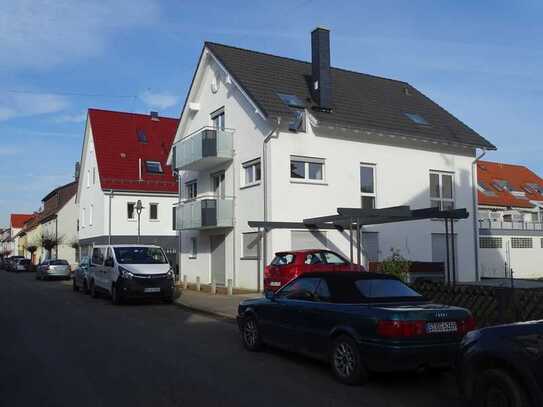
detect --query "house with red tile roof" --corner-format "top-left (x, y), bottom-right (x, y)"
top-left (0, 214), bottom-right (35, 257)
top-left (477, 160), bottom-right (543, 279)
top-left (77, 109), bottom-right (179, 262)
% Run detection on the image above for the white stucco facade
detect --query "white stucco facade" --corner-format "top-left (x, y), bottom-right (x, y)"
top-left (41, 195), bottom-right (78, 265)
top-left (172, 48), bottom-right (480, 291)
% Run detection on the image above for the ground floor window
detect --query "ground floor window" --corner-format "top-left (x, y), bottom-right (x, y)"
top-left (242, 232), bottom-right (259, 259)
top-left (190, 237), bottom-right (198, 258)
top-left (511, 237), bottom-right (533, 249)
top-left (480, 237), bottom-right (502, 249)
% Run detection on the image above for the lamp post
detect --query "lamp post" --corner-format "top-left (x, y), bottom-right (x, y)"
top-left (136, 200), bottom-right (144, 243)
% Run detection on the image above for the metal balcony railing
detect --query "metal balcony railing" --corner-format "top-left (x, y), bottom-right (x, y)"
top-left (478, 219), bottom-right (543, 231)
top-left (172, 127), bottom-right (234, 171)
top-left (175, 196), bottom-right (234, 230)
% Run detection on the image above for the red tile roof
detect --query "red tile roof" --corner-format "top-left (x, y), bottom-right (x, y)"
top-left (88, 109), bottom-right (179, 193)
top-left (10, 214), bottom-right (34, 229)
top-left (477, 161), bottom-right (543, 208)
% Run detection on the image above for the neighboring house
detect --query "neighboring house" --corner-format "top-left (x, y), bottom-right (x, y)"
top-left (7, 214), bottom-right (34, 256)
top-left (477, 160), bottom-right (543, 279)
top-left (21, 214), bottom-right (44, 264)
top-left (0, 228), bottom-right (11, 257)
top-left (169, 28), bottom-right (495, 291)
top-left (77, 109), bottom-right (179, 264)
top-left (39, 181), bottom-right (78, 265)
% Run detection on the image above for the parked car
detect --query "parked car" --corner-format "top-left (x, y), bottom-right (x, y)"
top-left (456, 320), bottom-right (543, 407)
top-left (6, 256), bottom-right (25, 272)
top-left (36, 259), bottom-right (71, 280)
top-left (264, 249), bottom-right (365, 293)
top-left (238, 271), bottom-right (475, 384)
top-left (14, 258), bottom-right (35, 272)
top-left (72, 256), bottom-right (91, 293)
top-left (88, 245), bottom-right (175, 304)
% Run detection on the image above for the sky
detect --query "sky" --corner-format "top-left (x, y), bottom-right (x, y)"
top-left (0, 0), bottom-right (541, 226)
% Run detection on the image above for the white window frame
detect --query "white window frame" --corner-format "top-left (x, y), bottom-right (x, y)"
top-left (92, 167), bottom-right (96, 185)
top-left (242, 158), bottom-right (261, 188)
top-left (81, 208), bottom-right (86, 227)
top-left (189, 237), bottom-right (197, 259)
top-left (127, 202), bottom-right (136, 221)
top-left (89, 204), bottom-right (93, 226)
top-left (241, 232), bottom-right (260, 260)
top-left (185, 180), bottom-right (198, 200)
top-left (290, 156), bottom-right (326, 184)
top-left (149, 203), bottom-right (159, 221)
top-left (430, 171), bottom-right (455, 210)
top-left (86, 169), bottom-right (90, 188)
top-left (360, 163), bottom-right (377, 209)
top-left (145, 160), bottom-right (163, 174)
top-left (211, 108), bottom-right (225, 130)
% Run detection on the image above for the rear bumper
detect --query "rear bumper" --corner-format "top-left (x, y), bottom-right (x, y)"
top-left (118, 277), bottom-right (174, 299)
top-left (360, 340), bottom-right (460, 372)
top-left (46, 270), bottom-right (71, 277)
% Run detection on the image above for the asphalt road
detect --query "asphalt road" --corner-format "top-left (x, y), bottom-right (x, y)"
top-left (0, 271), bottom-right (466, 407)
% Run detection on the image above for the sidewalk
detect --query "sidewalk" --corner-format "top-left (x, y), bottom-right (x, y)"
top-left (175, 289), bottom-right (262, 320)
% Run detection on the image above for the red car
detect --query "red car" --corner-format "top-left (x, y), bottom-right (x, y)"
top-left (264, 249), bottom-right (365, 292)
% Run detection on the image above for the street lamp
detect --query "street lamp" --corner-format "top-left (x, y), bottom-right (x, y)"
top-left (136, 200), bottom-right (144, 243)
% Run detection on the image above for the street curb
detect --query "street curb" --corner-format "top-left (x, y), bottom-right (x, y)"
top-left (173, 299), bottom-right (237, 323)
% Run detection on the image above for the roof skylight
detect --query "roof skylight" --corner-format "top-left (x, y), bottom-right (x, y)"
top-left (277, 93), bottom-right (305, 109)
top-left (492, 180), bottom-right (511, 191)
top-left (145, 161), bottom-right (163, 174)
top-left (404, 112), bottom-right (429, 125)
top-left (137, 129), bottom-right (147, 143)
top-left (477, 181), bottom-right (496, 196)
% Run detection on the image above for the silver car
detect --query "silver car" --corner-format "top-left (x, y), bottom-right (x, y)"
top-left (36, 259), bottom-right (71, 280)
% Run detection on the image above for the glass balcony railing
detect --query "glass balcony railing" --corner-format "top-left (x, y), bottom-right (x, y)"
top-left (175, 197), bottom-right (233, 230)
top-left (478, 219), bottom-right (543, 231)
top-left (172, 127), bottom-right (234, 171)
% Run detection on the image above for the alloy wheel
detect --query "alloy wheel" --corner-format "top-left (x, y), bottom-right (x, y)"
top-left (243, 319), bottom-right (258, 347)
top-left (334, 342), bottom-right (356, 378)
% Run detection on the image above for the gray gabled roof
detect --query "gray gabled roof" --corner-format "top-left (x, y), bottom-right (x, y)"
top-left (206, 42), bottom-right (495, 150)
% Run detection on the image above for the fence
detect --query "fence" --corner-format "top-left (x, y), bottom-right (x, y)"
top-left (412, 281), bottom-right (543, 327)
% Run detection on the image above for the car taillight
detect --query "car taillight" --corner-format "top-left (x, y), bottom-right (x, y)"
top-left (264, 266), bottom-right (271, 279)
top-left (376, 320), bottom-right (426, 337)
top-left (458, 316), bottom-right (477, 335)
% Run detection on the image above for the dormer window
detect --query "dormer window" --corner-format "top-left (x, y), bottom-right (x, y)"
top-left (145, 161), bottom-right (163, 174)
top-left (137, 129), bottom-right (147, 143)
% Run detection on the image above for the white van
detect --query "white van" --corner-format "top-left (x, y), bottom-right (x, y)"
top-left (89, 244), bottom-right (175, 304)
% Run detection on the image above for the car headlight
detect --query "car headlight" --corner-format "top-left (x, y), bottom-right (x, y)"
top-left (166, 268), bottom-right (174, 279)
top-left (119, 266), bottom-right (134, 279)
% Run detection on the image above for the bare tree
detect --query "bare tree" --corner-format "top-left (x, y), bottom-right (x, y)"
top-left (39, 232), bottom-right (64, 260)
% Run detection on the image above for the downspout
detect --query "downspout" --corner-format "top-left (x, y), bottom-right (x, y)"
top-left (261, 117), bottom-right (281, 292)
top-left (472, 149), bottom-right (486, 281)
top-left (108, 190), bottom-right (113, 244)
top-left (55, 216), bottom-right (58, 260)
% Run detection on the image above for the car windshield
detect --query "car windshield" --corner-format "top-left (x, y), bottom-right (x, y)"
top-left (50, 260), bottom-right (69, 266)
top-left (113, 247), bottom-right (167, 264)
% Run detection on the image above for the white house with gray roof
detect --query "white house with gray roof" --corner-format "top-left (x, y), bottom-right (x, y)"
top-left (169, 28), bottom-right (496, 291)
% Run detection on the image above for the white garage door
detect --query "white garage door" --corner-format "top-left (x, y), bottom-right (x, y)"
top-left (291, 230), bottom-right (328, 250)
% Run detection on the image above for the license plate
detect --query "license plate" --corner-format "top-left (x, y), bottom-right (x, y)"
top-left (426, 321), bottom-right (457, 334)
top-left (144, 287), bottom-right (161, 293)
top-left (270, 281), bottom-right (281, 287)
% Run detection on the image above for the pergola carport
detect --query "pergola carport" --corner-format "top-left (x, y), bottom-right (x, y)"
top-left (249, 206), bottom-right (469, 287)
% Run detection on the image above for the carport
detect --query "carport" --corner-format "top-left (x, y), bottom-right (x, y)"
top-left (249, 206), bottom-right (469, 287)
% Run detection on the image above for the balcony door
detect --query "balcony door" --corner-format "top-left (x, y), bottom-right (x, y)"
top-left (210, 234), bottom-right (226, 286)
top-left (212, 171), bottom-right (225, 198)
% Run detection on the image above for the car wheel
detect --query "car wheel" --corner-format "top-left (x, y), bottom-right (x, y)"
top-left (111, 284), bottom-right (122, 305)
top-left (90, 281), bottom-right (98, 298)
top-left (73, 278), bottom-right (79, 292)
top-left (330, 335), bottom-right (368, 385)
top-left (240, 315), bottom-right (263, 351)
top-left (472, 368), bottom-right (529, 407)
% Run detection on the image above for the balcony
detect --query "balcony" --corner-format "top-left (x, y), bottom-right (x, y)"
top-left (175, 196), bottom-right (234, 230)
top-left (173, 127), bottom-right (234, 171)
top-left (479, 219), bottom-right (543, 232)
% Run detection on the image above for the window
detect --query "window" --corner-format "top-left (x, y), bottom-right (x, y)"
top-left (480, 237), bottom-right (502, 249)
top-left (190, 237), bottom-right (197, 258)
top-left (127, 202), bottom-right (135, 220)
top-left (355, 279), bottom-right (423, 299)
top-left (541, 238), bottom-right (543, 249)
top-left (430, 172), bottom-right (454, 210)
top-left (243, 159), bottom-right (261, 186)
top-left (82, 208), bottom-right (86, 227)
top-left (113, 247), bottom-right (168, 264)
top-left (276, 93), bottom-right (305, 109)
top-left (211, 108), bottom-right (225, 130)
top-left (89, 204), bottom-right (93, 226)
top-left (242, 232), bottom-right (260, 259)
top-left (212, 172), bottom-right (225, 197)
top-left (271, 253), bottom-right (295, 266)
top-left (360, 164), bottom-right (376, 209)
top-left (145, 161), bottom-right (163, 174)
top-left (277, 277), bottom-right (321, 299)
top-left (86, 169), bottom-right (90, 188)
top-left (137, 129), bottom-right (147, 143)
top-left (290, 156), bottom-right (324, 182)
top-left (185, 180), bottom-right (197, 200)
top-left (511, 237), bottom-right (533, 249)
top-left (321, 251), bottom-right (348, 265)
top-left (305, 252), bottom-right (324, 265)
top-left (92, 167), bottom-right (96, 185)
top-left (315, 279), bottom-right (331, 301)
top-left (404, 112), bottom-right (429, 125)
top-left (91, 247), bottom-right (105, 265)
top-left (149, 203), bottom-right (158, 220)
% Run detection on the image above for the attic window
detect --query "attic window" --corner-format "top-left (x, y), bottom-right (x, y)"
top-left (525, 183), bottom-right (543, 194)
top-left (493, 179), bottom-right (510, 191)
top-left (145, 161), bottom-right (163, 174)
top-left (277, 93), bottom-right (305, 109)
top-left (137, 129), bottom-right (147, 143)
top-left (404, 112), bottom-right (429, 125)
top-left (477, 181), bottom-right (496, 196)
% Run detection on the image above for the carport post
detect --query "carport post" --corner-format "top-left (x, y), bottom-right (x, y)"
top-left (356, 220), bottom-right (361, 266)
top-left (451, 217), bottom-right (456, 286)
top-left (445, 218), bottom-right (451, 284)
top-left (349, 218), bottom-right (353, 263)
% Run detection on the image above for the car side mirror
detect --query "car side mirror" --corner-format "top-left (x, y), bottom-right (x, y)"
top-left (104, 258), bottom-right (114, 267)
top-left (265, 290), bottom-right (276, 301)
